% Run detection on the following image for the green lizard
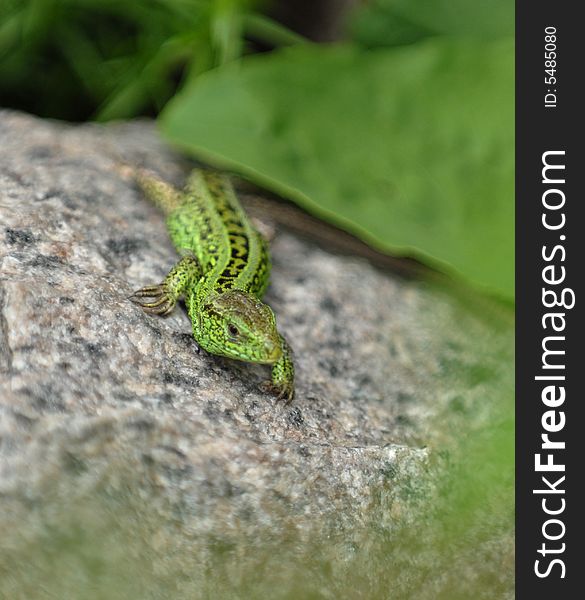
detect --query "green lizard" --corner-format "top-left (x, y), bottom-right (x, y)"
top-left (128, 168), bottom-right (295, 401)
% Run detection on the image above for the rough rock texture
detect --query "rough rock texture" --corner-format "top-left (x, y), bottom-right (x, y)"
top-left (0, 111), bottom-right (513, 599)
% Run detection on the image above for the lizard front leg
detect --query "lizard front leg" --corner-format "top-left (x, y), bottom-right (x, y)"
top-left (263, 334), bottom-right (295, 403)
top-left (130, 255), bottom-right (202, 316)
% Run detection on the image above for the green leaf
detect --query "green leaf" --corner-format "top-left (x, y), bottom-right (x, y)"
top-left (161, 39), bottom-right (514, 299)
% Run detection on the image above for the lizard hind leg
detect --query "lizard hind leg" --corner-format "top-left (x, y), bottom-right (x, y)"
top-left (130, 255), bottom-right (202, 316)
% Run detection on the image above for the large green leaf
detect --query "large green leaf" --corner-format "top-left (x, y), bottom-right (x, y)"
top-left (161, 39), bottom-right (514, 299)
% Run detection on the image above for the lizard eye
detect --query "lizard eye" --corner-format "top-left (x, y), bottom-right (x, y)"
top-left (227, 324), bottom-right (239, 337)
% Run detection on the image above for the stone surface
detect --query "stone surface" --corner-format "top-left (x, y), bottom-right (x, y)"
top-left (0, 110), bottom-right (513, 599)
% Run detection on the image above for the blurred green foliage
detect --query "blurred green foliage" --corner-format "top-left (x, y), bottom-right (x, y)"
top-left (0, 0), bottom-right (301, 120)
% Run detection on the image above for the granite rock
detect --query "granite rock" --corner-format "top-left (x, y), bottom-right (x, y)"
top-left (0, 110), bottom-right (513, 599)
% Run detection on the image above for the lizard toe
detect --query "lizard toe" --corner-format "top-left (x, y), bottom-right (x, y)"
top-left (130, 284), bottom-right (175, 315)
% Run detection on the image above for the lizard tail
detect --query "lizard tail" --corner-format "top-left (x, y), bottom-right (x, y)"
top-left (117, 165), bottom-right (182, 215)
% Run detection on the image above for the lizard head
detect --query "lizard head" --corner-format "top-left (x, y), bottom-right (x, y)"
top-left (199, 290), bottom-right (282, 364)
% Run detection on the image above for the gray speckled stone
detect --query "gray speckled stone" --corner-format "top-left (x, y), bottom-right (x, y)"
top-left (0, 110), bottom-right (513, 599)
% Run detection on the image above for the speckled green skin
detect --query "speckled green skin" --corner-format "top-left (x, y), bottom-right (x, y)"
top-left (129, 169), bottom-right (295, 401)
